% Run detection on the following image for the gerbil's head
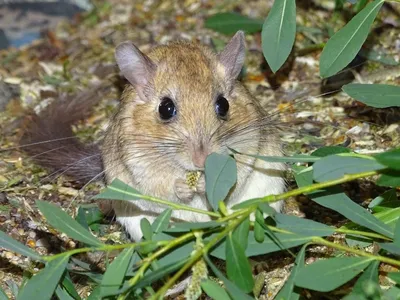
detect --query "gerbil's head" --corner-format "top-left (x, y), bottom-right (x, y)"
top-left (115, 31), bottom-right (264, 171)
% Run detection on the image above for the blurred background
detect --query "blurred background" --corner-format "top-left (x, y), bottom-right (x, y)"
top-left (0, 0), bottom-right (92, 49)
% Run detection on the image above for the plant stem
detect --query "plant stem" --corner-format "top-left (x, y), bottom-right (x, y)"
top-left (106, 186), bottom-right (220, 218)
top-left (42, 240), bottom-right (169, 262)
top-left (336, 228), bottom-right (392, 241)
top-left (312, 237), bottom-right (400, 267)
top-left (259, 170), bottom-right (379, 205)
top-left (150, 211), bottom-right (252, 299)
top-left (117, 231), bottom-right (196, 300)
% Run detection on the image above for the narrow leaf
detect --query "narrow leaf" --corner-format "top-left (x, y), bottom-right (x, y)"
top-left (17, 256), bottom-right (69, 300)
top-left (254, 209), bottom-right (265, 243)
top-left (377, 170), bottom-right (400, 187)
top-left (320, 0), bottom-right (384, 78)
top-left (55, 285), bottom-right (75, 300)
top-left (211, 232), bottom-right (311, 259)
top-left (226, 234), bottom-right (254, 293)
top-left (100, 248), bottom-right (134, 297)
top-left (375, 148), bottom-right (400, 170)
top-left (0, 230), bottom-right (42, 261)
top-left (295, 257), bottom-right (373, 292)
top-left (310, 188), bottom-right (394, 238)
top-left (312, 146), bottom-right (352, 157)
top-left (205, 12), bottom-right (263, 35)
top-left (0, 287), bottom-right (8, 300)
top-left (343, 84), bottom-right (400, 108)
top-left (205, 153), bottom-right (237, 211)
top-left (204, 255), bottom-right (254, 300)
top-left (230, 148), bottom-right (319, 163)
top-left (201, 279), bottom-right (231, 300)
top-left (312, 154), bottom-right (385, 182)
top-left (140, 218), bottom-right (153, 241)
top-left (387, 272), bottom-right (400, 284)
top-left (395, 218), bottom-right (400, 246)
top-left (343, 260), bottom-right (380, 299)
top-left (379, 242), bottom-right (400, 255)
top-left (164, 221), bottom-right (220, 233)
top-left (93, 178), bottom-right (142, 201)
top-left (368, 189), bottom-right (398, 213)
top-left (275, 213), bottom-right (335, 237)
top-left (151, 209), bottom-right (172, 234)
top-left (36, 201), bottom-right (102, 247)
top-left (275, 244), bottom-right (307, 300)
top-left (262, 0), bottom-right (296, 72)
top-left (233, 217), bottom-right (250, 250)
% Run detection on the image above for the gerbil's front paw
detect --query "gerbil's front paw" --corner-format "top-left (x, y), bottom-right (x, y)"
top-left (174, 179), bottom-right (195, 203)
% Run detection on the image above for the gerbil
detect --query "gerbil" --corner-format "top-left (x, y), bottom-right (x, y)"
top-left (21, 31), bottom-right (286, 241)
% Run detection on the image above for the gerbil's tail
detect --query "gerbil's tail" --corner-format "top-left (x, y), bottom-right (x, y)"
top-left (20, 87), bottom-right (105, 183)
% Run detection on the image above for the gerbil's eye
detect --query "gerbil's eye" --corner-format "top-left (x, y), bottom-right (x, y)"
top-left (215, 95), bottom-right (229, 119)
top-left (159, 97), bottom-right (177, 120)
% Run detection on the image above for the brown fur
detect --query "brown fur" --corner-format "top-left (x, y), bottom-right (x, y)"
top-left (20, 87), bottom-right (104, 183)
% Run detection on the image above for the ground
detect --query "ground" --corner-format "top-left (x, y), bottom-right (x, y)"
top-left (0, 0), bottom-right (399, 298)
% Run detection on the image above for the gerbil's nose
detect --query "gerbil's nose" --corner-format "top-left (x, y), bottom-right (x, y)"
top-left (192, 151), bottom-right (207, 169)
top-left (191, 142), bottom-right (208, 169)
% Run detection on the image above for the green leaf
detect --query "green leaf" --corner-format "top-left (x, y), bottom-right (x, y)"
top-left (379, 242), bottom-right (400, 255)
top-left (93, 178), bottom-right (142, 201)
top-left (275, 213), bottom-right (335, 237)
top-left (377, 170), bottom-right (400, 187)
top-left (164, 221), bottom-right (220, 233)
top-left (373, 207), bottom-right (400, 229)
top-left (319, 0), bottom-right (384, 78)
top-left (135, 259), bottom-right (187, 289)
top-left (295, 257), bottom-right (373, 292)
top-left (36, 201), bottom-right (102, 247)
top-left (383, 286), bottom-right (400, 299)
top-left (151, 209), bottom-right (172, 234)
top-left (205, 153), bottom-right (237, 211)
top-left (233, 217), bottom-right (250, 250)
top-left (211, 232), bottom-right (311, 259)
top-left (343, 260), bottom-right (380, 299)
top-left (140, 218), bottom-right (153, 241)
top-left (0, 287), bottom-right (8, 300)
top-left (312, 154), bottom-right (385, 182)
top-left (368, 189), bottom-right (399, 213)
top-left (204, 255), bottom-right (254, 300)
top-left (387, 272), bottom-right (400, 284)
top-left (395, 218), bottom-right (400, 246)
top-left (261, 0), bottom-right (296, 72)
top-left (312, 146), bottom-right (352, 157)
top-left (152, 233), bottom-right (194, 268)
top-left (226, 234), bottom-right (254, 293)
top-left (275, 244), bottom-right (306, 300)
top-left (230, 148), bottom-right (319, 163)
top-left (343, 84), bottom-right (400, 108)
top-left (254, 209), bottom-right (265, 243)
top-left (17, 256), bottom-right (69, 300)
top-left (310, 188), bottom-right (394, 238)
top-left (0, 230), bottom-right (42, 261)
top-left (87, 287), bottom-right (100, 300)
top-left (204, 12), bottom-right (263, 35)
top-left (100, 247), bottom-right (134, 297)
top-left (201, 279), bottom-right (231, 300)
top-left (358, 48), bottom-right (399, 66)
top-left (61, 273), bottom-right (81, 300)
top-left (375, 148), bottom-right (400, 170)
top-left (294, 168), bottom-right (394, 238)
top-left (55, 285), bottom-right (75, 300)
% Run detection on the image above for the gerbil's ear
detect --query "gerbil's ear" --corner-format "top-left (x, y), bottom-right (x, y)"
top-left (217, 31), bottom-right (246, 82)
top-left (115, 42), bottom-right (156, 100)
